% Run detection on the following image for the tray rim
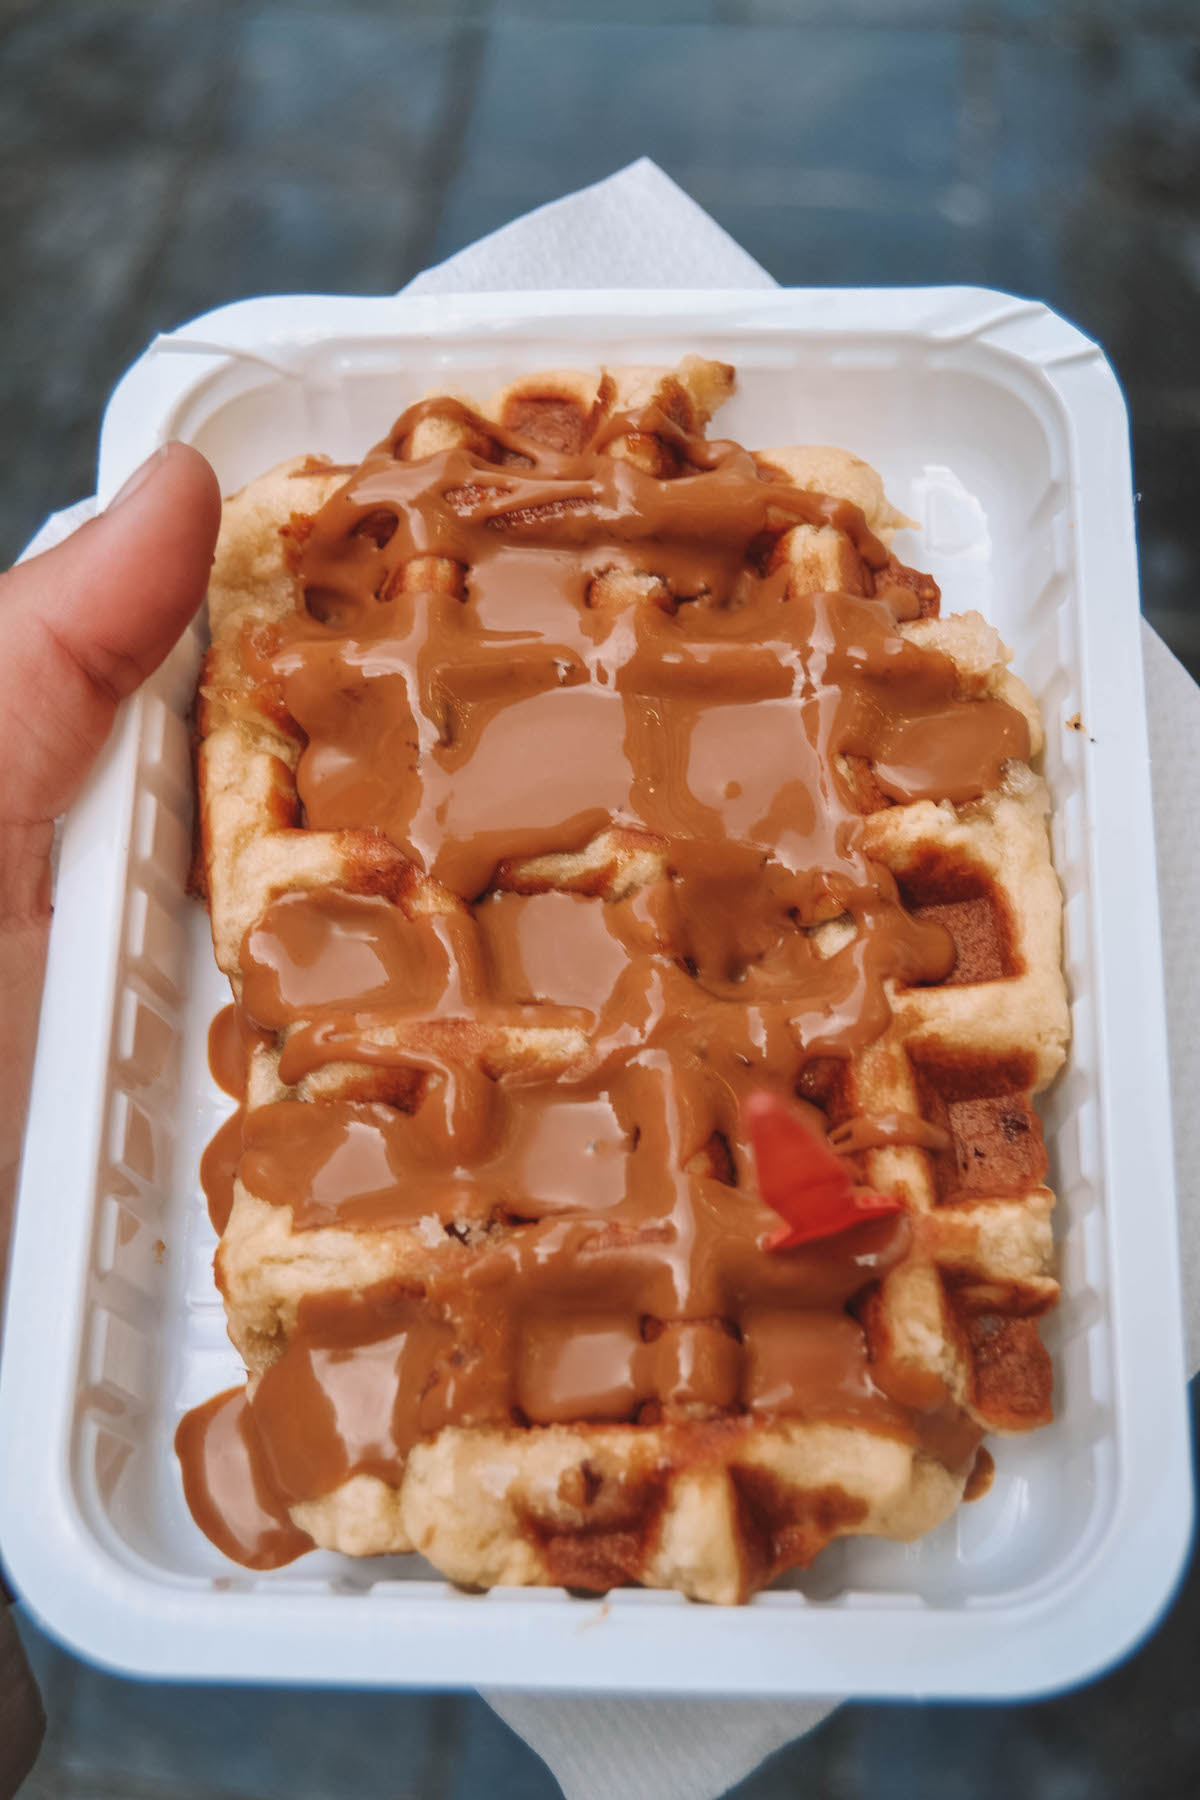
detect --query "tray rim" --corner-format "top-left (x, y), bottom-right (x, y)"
top-left (1, 284), bottom-right (1190, 1697)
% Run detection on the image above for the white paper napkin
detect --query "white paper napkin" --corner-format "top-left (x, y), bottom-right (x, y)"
top-left (1143, 624), bottom-right (1200, 1371)
top-left (404, 158), bottom-right (776, 297)
top-left (17, 158), bottom-right (1197, 1800)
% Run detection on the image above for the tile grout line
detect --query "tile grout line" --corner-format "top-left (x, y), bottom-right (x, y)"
top-left (402, 3), bottom-right (494, 281)
top-left (89, 0), bottom-right (245, 380)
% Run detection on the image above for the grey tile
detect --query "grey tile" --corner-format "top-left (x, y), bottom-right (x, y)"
top-left (0, 358), bottom-right (113, 566)
top-left (0, 151), bottom-right (179, 564)
top-left (250, 0), bottom-right (489, 15)
top-left (226, 7), bottom-right (465, 184)
top-left (0, 154), bottom-right (177, 366)
top-left (733, 0), bottom-right (1200, 30)
top-left (702, 194), bottom-right (965, 287)
top-left (254, 0), bottom-right (489, 13)
top-left (16, 1608), bottom-right (554, 1800)
top-left (0, 2), bottom-right (231, 564)
top-left (1051, 0), bottom-right (1200, 35)
top-left (0, 3), bottom-right (223, 160)
top-left (435, 21), bottom-right (963, 260)
top-left (1129, 402), bottom-right (1200, 681)
top-left (968, 37), bottom-right (1200, 384)
top-left (730, 0), bottom-right (1042, 25)
top-left (137, 157), bottom-right (427, 327)
top-left (491, 0), bottom-right (725, 19)
top-left (975, 32), bottom-right (1200, 217)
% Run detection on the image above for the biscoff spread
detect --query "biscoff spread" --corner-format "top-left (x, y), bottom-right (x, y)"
top-left (178, 362), bottom-right (1065, 1597)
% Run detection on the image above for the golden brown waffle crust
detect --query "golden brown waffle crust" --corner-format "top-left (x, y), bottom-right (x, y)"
top-left (293, 1423), bottom-right (963, 1604)
top-left (197, 360), bottom-right (1069, 1602)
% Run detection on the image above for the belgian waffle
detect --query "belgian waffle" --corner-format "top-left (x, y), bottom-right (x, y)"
top-left (179, 357), bottom-right (1068, 1603)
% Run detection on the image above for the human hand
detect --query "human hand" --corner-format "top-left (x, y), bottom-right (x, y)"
top-left (0, 442), bottom-right (220, 1798)
top-left (0, 443), bottom-right (221, 1284)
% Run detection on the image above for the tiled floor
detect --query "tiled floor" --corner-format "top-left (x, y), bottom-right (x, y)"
top-left (3, 1), bottom-right (1199, 1795)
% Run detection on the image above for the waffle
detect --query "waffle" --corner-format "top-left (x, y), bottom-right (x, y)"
top-left (179, 358), bottom-right (1069, 1603)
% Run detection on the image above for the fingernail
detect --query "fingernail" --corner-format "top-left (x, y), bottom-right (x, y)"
top-left (107, 443), bottom-right (170, 511)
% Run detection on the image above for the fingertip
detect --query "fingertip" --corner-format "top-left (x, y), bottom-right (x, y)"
top-left (164, 440), bottom-right (223, 531)
top-left (51, 439), bottom-right (224, 683)
top-left (0, 441), bottom-right (225, 822)
top-left (119, 441), bottom-right (223, 631)
top-left (112, 440), bottom-right (222, 546)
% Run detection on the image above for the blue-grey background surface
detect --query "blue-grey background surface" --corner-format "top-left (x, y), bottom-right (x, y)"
top-left (3, 0), bottom-right (1199, 1794)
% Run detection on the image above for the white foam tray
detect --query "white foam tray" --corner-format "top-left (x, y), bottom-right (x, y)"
top-left (0, 289), bottom-right (1190, 1697)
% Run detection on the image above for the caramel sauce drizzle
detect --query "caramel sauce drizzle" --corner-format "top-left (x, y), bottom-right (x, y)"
top-left (179, 392), bottom-right (1024, 1569)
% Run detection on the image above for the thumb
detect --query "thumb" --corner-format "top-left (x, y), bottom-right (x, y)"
top-left (0, 442), bottom-right (222, 828)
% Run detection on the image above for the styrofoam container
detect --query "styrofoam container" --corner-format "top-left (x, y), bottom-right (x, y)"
top-left (0, 288), bottom-right (1190, 1696)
